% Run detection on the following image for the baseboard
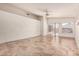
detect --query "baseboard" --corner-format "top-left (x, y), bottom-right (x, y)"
top-left (0, 34), bottom-right (41, 44)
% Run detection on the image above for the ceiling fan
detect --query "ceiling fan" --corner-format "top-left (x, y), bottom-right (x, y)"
top-left (43, 8), bottom-right (53, 16)
top-left (45, 9), bottom-right (49, 16)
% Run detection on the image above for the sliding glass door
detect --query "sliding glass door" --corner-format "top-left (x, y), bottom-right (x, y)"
top-left (48, 22), bottom-right (74, 38)
top-left (48, 23), bottom-right (60, 47)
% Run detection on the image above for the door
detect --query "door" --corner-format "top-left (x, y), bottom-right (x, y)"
top-left (51, 23), bottom-right (60, 38)
top-left (51, 23), bottom-right (60, 47)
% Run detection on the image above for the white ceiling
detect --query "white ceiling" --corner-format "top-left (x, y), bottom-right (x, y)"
top-left (11, 3), bottom-right (79, 17)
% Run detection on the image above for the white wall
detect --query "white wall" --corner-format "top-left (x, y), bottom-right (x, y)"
top-left (48, 18), bottom-right (75, 37)
top-left (0, 10), bottom-right (40, 43)
top-left (75, 19), bottom-right (79, 48)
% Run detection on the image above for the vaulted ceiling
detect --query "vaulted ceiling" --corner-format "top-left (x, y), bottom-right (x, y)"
top-left (11, 3), bottom-right (79, 18)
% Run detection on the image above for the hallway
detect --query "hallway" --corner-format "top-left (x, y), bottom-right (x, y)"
top-left (0, 35), bottom-right (77, 56)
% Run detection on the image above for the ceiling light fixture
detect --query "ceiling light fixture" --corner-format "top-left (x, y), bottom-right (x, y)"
top-left (45, 8), bottom-right (49, 16)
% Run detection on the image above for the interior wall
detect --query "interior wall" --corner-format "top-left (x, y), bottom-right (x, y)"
top-left (75, 19), bottom-right (79, 48)
top-left (48, 18), bottom-right (75, 37)
top-left (0, 10), bottom-right (40, 43)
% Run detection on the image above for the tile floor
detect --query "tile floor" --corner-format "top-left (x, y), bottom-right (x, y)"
top-left (0, 35), bottom-right (78, 56)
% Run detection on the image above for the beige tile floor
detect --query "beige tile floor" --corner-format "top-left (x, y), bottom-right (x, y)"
top-left (0, 35), bottom-right (78, 56)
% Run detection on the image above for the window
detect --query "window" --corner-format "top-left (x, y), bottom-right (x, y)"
top-left (61, 22), bottom-right (73, 33)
